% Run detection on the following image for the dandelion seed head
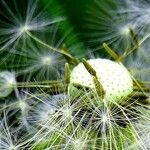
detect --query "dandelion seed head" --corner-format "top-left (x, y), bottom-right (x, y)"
top-left (0, 113), bottom-right (31, 150)
top-left (0, 0), bottom-right (65, 50)
top-left (27, 93), bottom-right (69, 127)
top-left (118, 0), bottom-right (150, 34)
top-left (85, 0), bottom-right (135, 51)
top-left (8, 43), bottom-right (65, 80)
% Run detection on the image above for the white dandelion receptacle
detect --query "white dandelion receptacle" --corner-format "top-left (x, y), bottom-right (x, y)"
top-left (69, 58), bottom-right (133, 105)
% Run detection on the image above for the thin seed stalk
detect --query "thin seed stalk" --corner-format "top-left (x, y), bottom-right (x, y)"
top-left (25, 30), bottom-right (78, 65)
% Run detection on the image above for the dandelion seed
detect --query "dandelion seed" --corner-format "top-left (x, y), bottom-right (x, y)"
top-left (0, 71), bottom-right (16, 98)
top-left (0, 112), bottom-right (33, 150)
top-left (124, 40), bottom-right (150, 83)
top-left (27, 93), bottom-right (69, 127)
top-left (0, 0), bottom-right (65, 50)
top-left (118, 0), bottom-right (150, 35)
top-left (85, 0), bottom-right (135, 52)
top-left (1, 43), bottom-right (65, 81)
top-left (132, 107), bottom-right (150, 149)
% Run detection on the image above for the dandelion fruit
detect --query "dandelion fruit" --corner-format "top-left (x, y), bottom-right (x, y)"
top-left (64, 63), bottom-right (70, 84)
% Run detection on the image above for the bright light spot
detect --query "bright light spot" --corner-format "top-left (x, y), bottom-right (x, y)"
top-left (41, 56), bottom-right (52, 66)
top-left (19, 25), bottom-right (30, 33)
top-left (10, 145), bottom-right (17, 150)
top-left (101, 114), bottom-right (108, 123)
top-left (1, 72), bottom-right (16, 87)
top-left (39, 106), bottom-right (56, 123)
top-left (61, 107), bottom-right (72, 120)
top-left (63, 108), bottom-right (72, 117)
top-left (19, 101), bottom-right (27, 110)
top-left (7, 77), bottom-right (16, 86)
top-left (120, 25), bottom-right (130, 35)
top-left (73, 139), bottom-right (82, 148)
